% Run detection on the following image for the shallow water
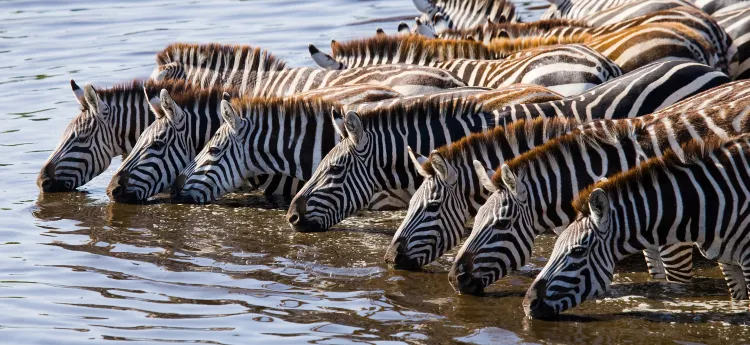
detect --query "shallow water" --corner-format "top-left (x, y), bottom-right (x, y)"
top-left (1, 0), bottom-right (748, 344)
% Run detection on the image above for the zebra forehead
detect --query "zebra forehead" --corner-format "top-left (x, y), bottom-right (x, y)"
top-left (155, 42), bottom-right (287, 70)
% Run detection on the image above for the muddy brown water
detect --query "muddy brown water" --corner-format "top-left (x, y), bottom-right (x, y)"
top-left (1, 1), bottom-right (748, 344)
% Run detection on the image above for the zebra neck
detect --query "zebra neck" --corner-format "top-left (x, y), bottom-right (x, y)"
top-left (183, 104), bottom-right (224, 151)
top-left (244, 106), bottom-right (335, 180)
top-left (101, 91), bottom-right (154, 155)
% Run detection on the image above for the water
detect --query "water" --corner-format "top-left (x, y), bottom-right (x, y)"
top-left (1, 1), bottom-right (748, 344)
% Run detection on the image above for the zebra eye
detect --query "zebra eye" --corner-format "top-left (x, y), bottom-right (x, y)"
top-left (208, 147), bottom-right (221, 156)
top-left (329, 164), bottom-right (345, 173)
top-left (496, 218), bottom-right (510, 229)
top-left (569, 246), bottom-right (587, 258)
top-left (427, 200), bottom-right (441, 208)
top-left (150, 140), bottom-right (165, 150)
top-left (76, 133), bottom-right (88, 142)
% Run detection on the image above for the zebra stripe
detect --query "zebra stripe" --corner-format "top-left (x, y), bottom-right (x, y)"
top-left (695, 0), bottom-right (750, 14)
top-left (586, 0), bottom-right (696, 27)
top-left (107, 84), bottom-right (402, 203)
top-left (541, 0), bottom-right (637, 20)
top-left (38, 79), bottom-right (198, 192)
top-left (152, 43), bottom-right (288, 89)
top-left (413, 0), bottom-right (518, 32)
top-left (525, 133), bottom-right (750, 318)
top-left (454, 80), bottom-right (750, 295)
top-left (285, 85), bottom-right (565, 232)
top-left (154, 63), bottom-right (467, 97)
top-left (388, 60), bottom-right (728, 272)
top-left (714, 6), bottom-right (750, 80)
top-left (438, 19), bottom-right (590, 43)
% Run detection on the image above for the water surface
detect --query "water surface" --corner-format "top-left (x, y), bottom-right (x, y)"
top-left (0, 1), bottom-right (748, 344)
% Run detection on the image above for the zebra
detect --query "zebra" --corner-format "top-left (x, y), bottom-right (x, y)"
top-left (541, 0), bottom-right (638, 20)
top-left (714, 6), bottom-right (750, 80)
top-left (284, 84), bottom-right (567, 232)
top-left (694, 0), bottom-right (750, 14)
top-left (524, 133), bottom-right (750, 319)
top-left (452, 80), bottom-right (750, 295)
top-left (314, 43), bottom-right (623, 97)
top-left (386, 60), bottom-right (729, 271)
top-left (153, 62), bottom-right (467, 97)
top-left (439, 6), bottom-right (733, 73)
top-left (542, 0), bottom-right (694, 25)
top-left (173, 84), bottom-right (563, 206)
top-left (411, 0), bottom-right (518, 32)
top-left (107, 84), bottom-right (401, 203)
top-left (37, 79), bottom-right (200, 192)
top-left (151, 42), bottom-right (288, 90)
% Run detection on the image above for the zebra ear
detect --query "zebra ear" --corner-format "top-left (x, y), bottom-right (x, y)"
top-left (71, 79), bottom-right (85, 107)
top-left (331, 107), bottom-right (347, 138)
top-left (344, 111), bottom-right (364, 146)
top-left (309, 44), bottom-right (343, 70)
top-left (500, 164), bottom-right (522, 196)
top-left (412, 0), bottom-right (436, 14)
top-left (430, 151), bottom-right (457, 184)
top-left (408, 147), bottom-right (430, 178)
top-left (144, 86), bottom-right (164, 119)
top-left (473, 160), bottom-right (498, 193)
top-left (83, 84), bottom-right (103, 115)
top-left (397, 22), bottom-right (410, 35)
top-left (498, 29), bottom-right (510, 39)
top-left (220, 100), bottom-right (241, 133)
top-left (588, 188), bottom-right (610, 229)
top-left (376, 27), bottom-right (385, 36)
top-left (159, 89), bottom-right (182, 123)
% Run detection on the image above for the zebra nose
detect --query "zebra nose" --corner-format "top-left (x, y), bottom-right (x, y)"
top-left (384, 239), bottom-right (421, 271)
top-left (524, 278), bottom-right (556, 319)
top-left (287, 195), bottom-right (307, 225)
top-left (107, 171), bottom-right (136, 203)
top-left (38, 163), bottom-right (70, 192)
top-left (448, 259), bottom-right (484, 295)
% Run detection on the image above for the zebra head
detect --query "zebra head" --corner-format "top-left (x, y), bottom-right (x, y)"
top-left (287, 110), bottom-right (375, 232)
top-left (448, 163), bottom-right (533, 295)
top-left (151, 62), bottom-right (185, 82)
top-left (172, 100), bottom-right (249, 204)
top-left (38, 80), bottom-right (116, 192)
top-left (524, 188), bottom-right (615, 319)
top-left (107, 89), bottom-right (189, 203)
top-left (385, 149), bottom-right (466, 270)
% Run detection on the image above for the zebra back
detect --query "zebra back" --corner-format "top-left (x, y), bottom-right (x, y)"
top-left (585, 0), bottom-right (696, 27)
top-left (153, 43), bottom-right (288, 89)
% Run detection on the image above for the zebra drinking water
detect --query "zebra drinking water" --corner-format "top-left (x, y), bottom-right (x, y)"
top-left (524, 133), bottom-right (750, 318)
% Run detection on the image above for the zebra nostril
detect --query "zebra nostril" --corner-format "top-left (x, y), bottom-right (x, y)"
top-left (288, 213), bottom-right (300, 225)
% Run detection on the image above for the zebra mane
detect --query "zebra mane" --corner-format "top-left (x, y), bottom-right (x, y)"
top-left (155, 42), bottom-right (288, 72)
top-left (331, 35), bottom-right (496, 63)
top-left (573, 134), bottom-right (738, 216)
top-left (229, 95), bottom-right (339, 121)
top-left (493, 120), bottom-right (647, 187)
top-left (421, 117), bottom-right (580, 175)
top-left (591, 22), bottom-right (716, 55)
top-left (486, 33), bottom-right (592, 56)
top-left (144, 82), bottom-right (240, 108)
top-left (354, 96), bottom-right (484, 129)
top-left (440, 18), bottom-right (589, 40)
top-left (90, 79), bottom-right (197, 109)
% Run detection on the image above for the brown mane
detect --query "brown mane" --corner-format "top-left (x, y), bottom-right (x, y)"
top-left (229, 94), bottom-right (340, 120)
top-left (331, 34), bottom-right (496, 63)
top-left (353, 96), bottom-right (485, 129)
top-left (422, 117), bottom-right (580, 175)
top-left (573, 134), bottom-right (739, 215)
top-left (486, 33), bottom-right (593, 56)
top-left (492, 120), bottom-right (647, 187)
top-left (155, 42), bottom-right (287, 72)
top-left (588, 22), bottom-right (717, 57)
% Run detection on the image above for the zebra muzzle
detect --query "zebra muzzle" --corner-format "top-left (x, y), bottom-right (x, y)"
top-left (286, 195), bottom-right (325, 232)
top-left (448, 260), bottom-right (484, 295)
top-left (37, 162), bottom-right (73, 192)
top-left (523, 278), bottom-right (557, 319)
top-left (107, 171), bottom-right (139, 203)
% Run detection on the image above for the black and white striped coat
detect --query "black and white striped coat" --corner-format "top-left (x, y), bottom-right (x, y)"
top-left (524, 133), bottom-right (750, 318)
top-left (454, 80), bottom-right (750, 296)
top-left (714, 5), bottom-right (750, 80)
top-left (412, 0), bottom-right (518, 32)
top-left (107, 85), bottom-right (401, 203)
top-left (172, 85), bottom-right (561, 206)
top-left (386, 60), bottom-right (729, 272)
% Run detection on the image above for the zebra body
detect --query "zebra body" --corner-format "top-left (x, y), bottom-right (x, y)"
top-left (154, 63), bottom-right (467, 97)
top-left (312, 43), bottom-right (622, 97)
top-left (524, 133), bottom-right (750, 318)
top-left (541, 0), bottom-right (637, 20)
top-left (453, 80), bottom-right (750, 295)
top-left (172, 84), bottom-right (560, 206)
top-left (152, 43), bottom-right (288, 88)
top-left (695, 0), bottom-right (750, 14)
top-left (107, 84), bottom-right (401, 203)
top-left (714, 6), bottom-right (750, 80)
top-left (38, 79), bottom-right (200, 192)
top-left (387, 61), bottom-right (729, 271)
top-left (586, 0), bottom-right (697, 27)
